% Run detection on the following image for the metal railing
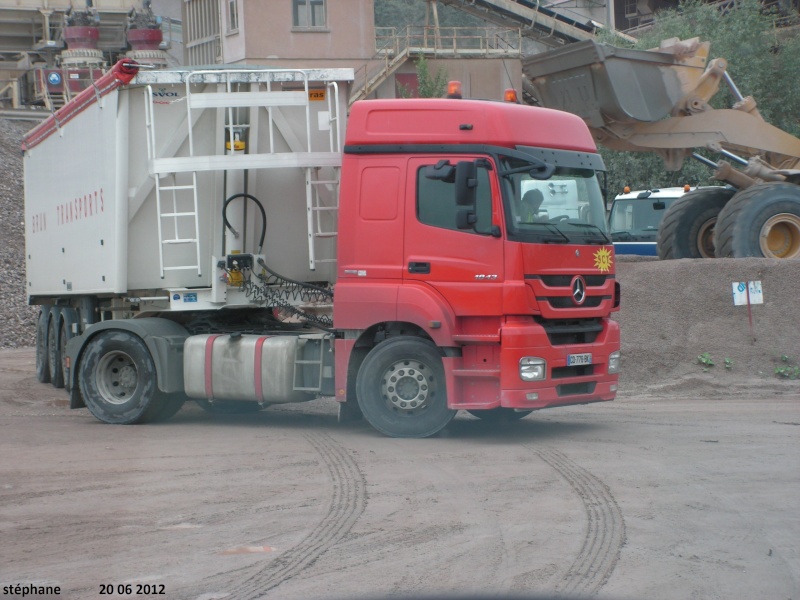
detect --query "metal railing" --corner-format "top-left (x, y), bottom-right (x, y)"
top-left (352, 26), bottom-right (521, 103)
top-left (375, 25), bottom-right (522, 56)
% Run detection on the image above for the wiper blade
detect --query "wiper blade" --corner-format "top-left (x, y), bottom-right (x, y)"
top-left (534, 222), bottom-right (570, 243)
top-left (565, 222), bottom-right (611, 244)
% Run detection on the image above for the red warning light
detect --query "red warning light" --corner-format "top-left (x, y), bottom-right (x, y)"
top-left (447, 81), bottom-right (463, 99)
top-left (504, 88), bottom-right (519, 103)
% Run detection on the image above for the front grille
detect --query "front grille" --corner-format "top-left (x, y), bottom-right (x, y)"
top-left (539, 274), bottom-right (608, 287)
top-left (544, 296), bottom-right (604, 309)
top-left (552, 365), bottom-right (595, 379)
top-left (539, 319), bottom-right (602, 345)
top-left (557, 382), bottom-right (597, 397)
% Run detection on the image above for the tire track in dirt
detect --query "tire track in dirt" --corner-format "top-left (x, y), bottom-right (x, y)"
top-left (536, 448), bottom-right (626, 596)
top-left (224, 432), bottom-right (367, 599)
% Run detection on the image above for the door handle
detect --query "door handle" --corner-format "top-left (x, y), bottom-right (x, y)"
top-left (408, 262), bottom-right (431, 274)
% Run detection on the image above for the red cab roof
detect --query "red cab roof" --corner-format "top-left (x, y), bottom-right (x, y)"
top-left (345, 98), bottom-right (597, 153)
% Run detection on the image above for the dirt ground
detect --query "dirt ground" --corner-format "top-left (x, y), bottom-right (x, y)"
top-left (1, 259), bottom-right (800, 600)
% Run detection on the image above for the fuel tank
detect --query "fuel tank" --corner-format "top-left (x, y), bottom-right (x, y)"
top-left (183, 334), bottom-right (313, 404)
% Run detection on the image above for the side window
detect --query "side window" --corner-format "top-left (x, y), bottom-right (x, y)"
top-left (417, 164), bottom-right (492, 233)
top-left (226, 0), bottom-right (239, 33)
top-left (292, 0), bottom-right (326, 28)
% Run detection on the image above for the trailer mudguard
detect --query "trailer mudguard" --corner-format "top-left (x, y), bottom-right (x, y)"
top-left (67, 318), bottom-right (190, 409)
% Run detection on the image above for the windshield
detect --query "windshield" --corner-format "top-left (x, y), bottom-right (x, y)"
top-left (609, 197), bottom-right (679, 240)
top-left (500, 157), bottom-right (609, 244)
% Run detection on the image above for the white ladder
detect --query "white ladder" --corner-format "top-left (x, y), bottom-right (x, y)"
top-left (306, 81), bottom-right (342, 271)
top-left (145, 86), bottom-right (203, 278)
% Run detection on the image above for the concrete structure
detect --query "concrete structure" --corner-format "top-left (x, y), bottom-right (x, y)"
top-left (182, 0), bottom-right (523, 102)
top-left (0, 0), bottom-right (181, 108)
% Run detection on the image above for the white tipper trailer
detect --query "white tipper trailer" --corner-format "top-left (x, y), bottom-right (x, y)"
top-left (24, 60), bottom-right (352, 424)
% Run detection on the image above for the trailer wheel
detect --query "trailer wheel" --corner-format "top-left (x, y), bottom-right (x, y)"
top-left (656, 187), bottom-right (735, 259)
top-left (35, 308), bottom-right (51, 384)
top-left (356, 336), bottom-right (455, 438)
top-left (79, 331), bottom-right (166, 424)
top-left (47, 313), bottom-right (65, 389)
top-left (467, 408), bottom-right (532, 422)
top-left (195, 399), bottom-right (264, 414)
top-left (714, 182), bottom-right (800, 258)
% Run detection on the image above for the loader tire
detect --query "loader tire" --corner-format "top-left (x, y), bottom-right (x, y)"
top-left (356, 336), bottom-right (455, 438)
top-left (35, 307), bottom-right (51, 384)
top-left (467, 408), bottom-right (532, 422)
top-left (714, 182), bottom-right (800, 259)
top-left (79, 330), bottom-right (169, 424)
top-left (656, 187), bottom-right (735, 259)
top-left (47, 311), bottom-right (65, 389)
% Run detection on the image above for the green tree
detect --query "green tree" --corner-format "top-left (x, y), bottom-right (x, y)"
top-left (597, 0), bottom-right (800, 195)
top-left (415, 54), bottom-right (448, 98)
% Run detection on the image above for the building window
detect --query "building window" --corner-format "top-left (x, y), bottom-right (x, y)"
top-left (227, 0), bottom-right (239, 33)
top-left (293, 0), bottom-right (326, 28)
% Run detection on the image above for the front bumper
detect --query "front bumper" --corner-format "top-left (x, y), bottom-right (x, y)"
top-left (444, 317), bottom-right (620, 411)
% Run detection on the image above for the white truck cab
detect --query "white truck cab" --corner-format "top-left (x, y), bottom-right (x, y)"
top-left (608, 187), bottom-right (692, 255)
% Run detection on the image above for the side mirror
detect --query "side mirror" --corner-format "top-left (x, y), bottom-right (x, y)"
top-left (456, 209), bottom-right (477, 230)
top-left (423, 159), bottom-right (455, 182)
top-left (455, 161), bottom-right (478, 206)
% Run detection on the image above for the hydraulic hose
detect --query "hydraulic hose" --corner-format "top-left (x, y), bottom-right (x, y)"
top-left (222, 193), bottom-right (267, 254)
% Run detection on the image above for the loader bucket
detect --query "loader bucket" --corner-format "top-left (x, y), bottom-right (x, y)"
top-left (523, 40), bottom-right (700, 128)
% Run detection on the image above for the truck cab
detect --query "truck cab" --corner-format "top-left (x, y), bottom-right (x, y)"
top-left (335, 99), bottom-right (620, 436)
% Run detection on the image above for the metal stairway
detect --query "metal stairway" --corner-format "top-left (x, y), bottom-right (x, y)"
top-left (438, 0), bottom-right (635, 47)
top-left (349, 46), bottom-right (410, 105)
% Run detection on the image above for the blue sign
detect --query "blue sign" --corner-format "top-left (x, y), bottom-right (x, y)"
top-left (47, 71), bottom-right (62, 86)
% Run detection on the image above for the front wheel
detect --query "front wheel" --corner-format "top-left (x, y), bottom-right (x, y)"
top-left (714, 182), bottom-right (800, 258)
top-left (79, 331), bottom-right (167, 424)
top-left (356, 336), bottom-right (455, 438)
top-left (467, 408), bottom-right (532, 422)
top-left (657, 187), bottom-right (735, 259)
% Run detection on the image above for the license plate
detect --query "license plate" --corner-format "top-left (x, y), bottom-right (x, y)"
top-left (567, 353), bottom-right (592, 366)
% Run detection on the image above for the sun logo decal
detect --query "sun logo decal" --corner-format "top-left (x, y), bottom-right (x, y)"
top-left (593, 247), bottom-right (613, 273)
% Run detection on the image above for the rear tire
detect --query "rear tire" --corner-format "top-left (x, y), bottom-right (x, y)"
top-left (47, 313), bottom-right (65, 389)
top-left (79, 330), bottom-right (168, 424)
top-left (35, 308), bottom-right (51, 384)
top-left (467, 408), bottom-right (532, 422)
top-left (714, 182), bottom-right (800, 258)
top-left (657, 187), bottom-right (735, 259)
top-left (356, 336), bottom-right (455, 438)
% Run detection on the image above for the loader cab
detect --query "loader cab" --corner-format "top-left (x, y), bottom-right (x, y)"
top-left (609, 187), bottom-right (691, 255)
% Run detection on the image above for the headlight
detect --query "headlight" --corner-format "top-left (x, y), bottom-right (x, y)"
top-left (519, 357), bottom-right (546, 381)
top-left (608, 351), bottom-right (621, 374)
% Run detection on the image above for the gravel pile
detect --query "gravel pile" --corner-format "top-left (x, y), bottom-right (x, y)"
top-left (0, 119), bottom-right (38, 349)
top-left (614, 255), bottom-right (800, 396)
